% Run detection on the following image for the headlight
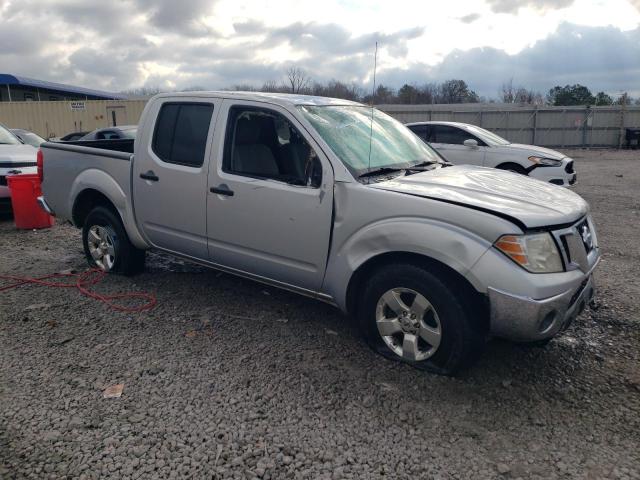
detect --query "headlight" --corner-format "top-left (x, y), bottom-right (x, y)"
top-left (494, 233), bottom-right (563, 273)
top-left (528, 155), bottom-right (562, 167)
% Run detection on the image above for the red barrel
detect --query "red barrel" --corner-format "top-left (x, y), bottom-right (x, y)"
top-left (6, 174), bottom-right (54, 229)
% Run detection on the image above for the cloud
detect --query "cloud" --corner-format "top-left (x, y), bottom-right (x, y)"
top-left (133, 0), bottom-right (217, 37)
top-left (234, 20), bottom-right (424, 57)
top-left (0, 1), bottom-right (638, 100)
top-left (485, 0), bottom-right (575, 13)
top-left (417, 23), bottom-right (640, 97)
top-left (459, 13), bottom-right (481, 23)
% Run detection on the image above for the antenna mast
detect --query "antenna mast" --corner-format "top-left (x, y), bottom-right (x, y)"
top-left (367, 42), bottom-right (378, 171)
top-left (371, 41), bottom-right (378, 105)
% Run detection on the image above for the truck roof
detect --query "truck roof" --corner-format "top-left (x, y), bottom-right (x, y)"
top-left (405, 121), bottom-right (469, 127)
top-left (153, 91), bottom-right (363, 108)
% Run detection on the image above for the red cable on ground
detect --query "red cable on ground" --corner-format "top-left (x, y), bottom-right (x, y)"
top-left (0, 268), bottom-right (156, 312)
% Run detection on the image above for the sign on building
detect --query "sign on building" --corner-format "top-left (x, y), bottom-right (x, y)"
top-left (70, 101), bottom-right (86, 111)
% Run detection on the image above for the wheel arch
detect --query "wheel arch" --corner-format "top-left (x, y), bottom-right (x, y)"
top-left (71, 186), bottom-right (148, 249)
top-left (72, 188), bottom-right (118, 227)
top-left (495, 162), bottom-right (527, 174)
top-left (345, 251), bottom-right (489, 332)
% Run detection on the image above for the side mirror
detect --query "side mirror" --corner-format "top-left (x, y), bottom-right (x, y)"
top-left (463, 139), bottom-right (478, 148)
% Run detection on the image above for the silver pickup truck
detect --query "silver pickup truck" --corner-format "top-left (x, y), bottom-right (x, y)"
top-left (39, 92), bottom-right (600, 374)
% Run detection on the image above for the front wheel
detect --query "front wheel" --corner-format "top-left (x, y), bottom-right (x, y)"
top-left (82, 206), bottom-right (145, 276)
top-left (358, 264), bottom-right (484, 375)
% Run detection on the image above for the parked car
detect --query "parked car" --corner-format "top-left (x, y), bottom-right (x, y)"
top-left (39, 92), bottom-right (599, 374)
top-left (10, 129), bottom-right (46, 148)
top-left (79, 125), bottom-right (137, 140)
top-left (0, 123), bottom-right (38, 210)
top-left (406, 121), bottom-right (577, 186)
top-left (58, 131), bottom-right (90, 142)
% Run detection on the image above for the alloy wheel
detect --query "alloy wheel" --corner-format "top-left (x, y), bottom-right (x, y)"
top-left (87, 225), bottom-right (116, 271)
top-left (375, 287), bottom-right (442, 361)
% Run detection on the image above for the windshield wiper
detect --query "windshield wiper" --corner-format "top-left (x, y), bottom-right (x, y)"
top-left (404, 160), bottom-right (448, 175)
top-left (358, 167), bottom-right (405, 179)
top-left (409, 160), bottom-right (440, 168)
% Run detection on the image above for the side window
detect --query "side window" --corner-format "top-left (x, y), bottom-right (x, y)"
top-left (152, 102), bottom-right (214, 167)
top-left (431, 126), bottom-right (471, 145)
top-left (408, 125), bottom-right (428, 141)
top-left (96, 131), bottom-right (116, 140)
top-left (223, 106), bottom-right (322, 188)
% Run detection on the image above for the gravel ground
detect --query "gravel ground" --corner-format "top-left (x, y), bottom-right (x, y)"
top-left (1, 149), bottom-right (639, 480)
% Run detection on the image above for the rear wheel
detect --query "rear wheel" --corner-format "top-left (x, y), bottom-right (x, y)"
top-left (82, 206), bottom-right (145, 275)
top-left (358, 264), bottom-right (484, 375)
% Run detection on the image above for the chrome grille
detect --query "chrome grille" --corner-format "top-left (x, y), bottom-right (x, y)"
top-left (552, 216), bottom-right (598, 273)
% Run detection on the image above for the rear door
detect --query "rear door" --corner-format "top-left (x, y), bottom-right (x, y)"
top-left (132, 97), bottom-right (220, 259)
top-left (206, 100), bottom-right (334, 291)
top-left (429, 125), bottom-right (486, 166)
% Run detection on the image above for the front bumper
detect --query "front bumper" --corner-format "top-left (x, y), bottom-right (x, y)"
top-left (472, 213), bottom-right (600, 342)
top-left (488, 272), bottom-right (596, 341)
top-left (528, 158), bottom-right (576, 187)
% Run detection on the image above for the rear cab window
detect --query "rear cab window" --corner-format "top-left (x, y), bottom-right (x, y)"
top-left (152, 102), bottom-right (214, 167)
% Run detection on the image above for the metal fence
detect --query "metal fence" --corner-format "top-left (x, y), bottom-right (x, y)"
top-left (379, 103), bottom-right (640, 148)
top-left (0, 100), bottom-right (148, 140)
top-left (1, 99), bottom-right (639, 148)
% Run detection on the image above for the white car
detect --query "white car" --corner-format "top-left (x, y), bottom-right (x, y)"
top-left (406, 121), bottom-right (576, 187)
top-left (0, 123), bottom-right (38, 210)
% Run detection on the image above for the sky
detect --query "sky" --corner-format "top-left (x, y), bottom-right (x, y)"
top-left (1, 0), bottom-right (639, 99)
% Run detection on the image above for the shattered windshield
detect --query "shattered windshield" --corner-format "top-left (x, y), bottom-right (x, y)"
top-left (298, 105), bottom-right (442, 177)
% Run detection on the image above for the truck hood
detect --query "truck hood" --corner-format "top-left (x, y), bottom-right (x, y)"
top-left (0, 144), bottom-right (38, 165)
top-left (502, 143), bottom-right (566, 160)
top-left (370, 165), bottom-right (587, 229)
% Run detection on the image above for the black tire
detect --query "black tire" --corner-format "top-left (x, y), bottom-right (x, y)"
top-left (358, 264), bottom-right (484, 375)
top-left (82, 206), bottom-right (145, 276)
top-left (520, 338), bottom-right (552, 348)
top-left (496, 163), bottom-right (527, 175)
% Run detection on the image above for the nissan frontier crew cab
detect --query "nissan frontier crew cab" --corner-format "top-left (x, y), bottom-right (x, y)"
top-left (38, 92), bottom-right (600, 375)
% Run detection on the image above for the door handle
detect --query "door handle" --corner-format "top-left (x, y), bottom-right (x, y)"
top-left (140, 171), bottom-right (159, 182)
top-left (210, 184), bottom-right (234, 196)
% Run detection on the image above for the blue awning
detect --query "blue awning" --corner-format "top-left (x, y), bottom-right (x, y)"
top-left (0, 73), bottom-right (128, 100)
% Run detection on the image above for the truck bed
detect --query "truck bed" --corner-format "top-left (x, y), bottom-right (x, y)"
top-left (40, 140), bottom-right (134, 225)
top-left (53, 138), bottom-right (134, 154)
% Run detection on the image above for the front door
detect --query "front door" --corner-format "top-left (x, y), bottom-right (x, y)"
top-left (206, 100), bottom-right (334, 291)
top-left (429, 125), bottom-right (486, 166)
top-left (132, 98), bottom-right (220, 259)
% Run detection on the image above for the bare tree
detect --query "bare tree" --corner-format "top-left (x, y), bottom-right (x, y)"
top-left (286, 67), bottom-right (310, 94)
top-left (500, 78), bottom-right (515, 103)
top-left (501, 79), bottom-right (543, 105)
top-left (120, 86), bottom-right (164, 98)
top-left (181, 86), bottom-right (207, 92)
top-left (260, 80), bottom-right (289, 93)
top-left (225, 84), bottom-right (257, 92)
